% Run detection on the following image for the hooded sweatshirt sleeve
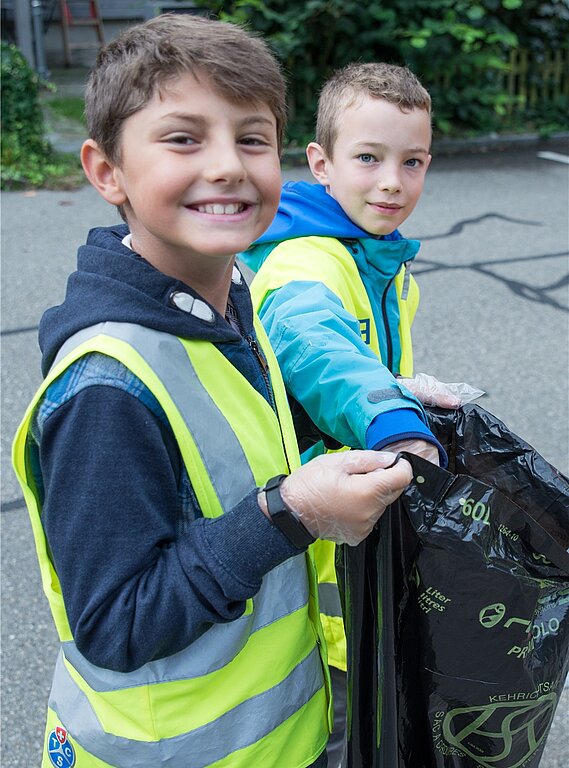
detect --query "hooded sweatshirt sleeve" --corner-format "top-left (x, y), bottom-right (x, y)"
top-left (33, 227), bottom-right (305, 673)
top-left (35, 355), bottom-right (300, 673)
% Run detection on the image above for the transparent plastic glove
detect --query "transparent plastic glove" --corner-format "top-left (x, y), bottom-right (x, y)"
top-left (384, 438), bottom-right (440, 466)
top-left (280, 450), bottom-right (413, 546)
top-left (398, 372), bottom-right (485, 409)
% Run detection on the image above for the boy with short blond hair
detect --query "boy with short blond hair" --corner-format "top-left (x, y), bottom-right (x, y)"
top-left (243, 63), bottom-right (442, 463)
top-left (315, 62), bottom-right (432, 156)
top-left (241, 61), bottom-right (448, 766)
top-left (12, 19), bottom-right (413, 768)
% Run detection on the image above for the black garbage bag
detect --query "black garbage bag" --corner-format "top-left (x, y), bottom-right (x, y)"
top-left (338, 404), bottom-right (569, 768)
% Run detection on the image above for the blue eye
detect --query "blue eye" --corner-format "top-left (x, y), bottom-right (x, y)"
top-left (358, 154), bottom-right (375, 164)
top-left (404, 158), bottom-right (420, 167)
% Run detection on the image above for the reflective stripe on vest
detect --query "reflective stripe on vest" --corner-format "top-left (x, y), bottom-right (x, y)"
top-left (50, 645), bottom-right (324, 768)
top-left (58, 556), bottom-right (308, 692)
top-left (12, 320), bottom-right (331, 767)
top-left (250, 236), bottom-right (417, 671)
top-left (318, 582), bottom-right (343, 619)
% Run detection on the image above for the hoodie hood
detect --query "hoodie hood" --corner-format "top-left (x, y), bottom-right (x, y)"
top-left (254, 181), bottom-right (404, 244)
top-left (39, 224), bottom-right (252, 375)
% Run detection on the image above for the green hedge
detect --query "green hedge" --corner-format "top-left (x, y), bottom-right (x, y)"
top-left (1, 41), bottom-right (81, 189)
top-left (195, 0), bottom-right (569, 143)
top-left (2, 3), bottom-right (566, 188)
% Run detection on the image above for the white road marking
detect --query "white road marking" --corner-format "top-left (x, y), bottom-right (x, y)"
top-left (537, 151), bottom-right (569, 164)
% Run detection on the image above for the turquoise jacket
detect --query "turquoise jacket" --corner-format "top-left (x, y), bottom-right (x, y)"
top-left (240, 181), bottom-right (445, 462)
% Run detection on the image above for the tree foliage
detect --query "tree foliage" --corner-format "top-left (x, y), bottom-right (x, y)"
top-left (1, 42), bottom-right (50, 172)
top-left (1, 41), bottom-right (81, 188)
top-left (195, 0), bottom-right (569, 142)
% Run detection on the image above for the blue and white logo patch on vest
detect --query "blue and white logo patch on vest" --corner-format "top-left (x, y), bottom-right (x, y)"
top-left (47, 726), bottom-right (76, 767)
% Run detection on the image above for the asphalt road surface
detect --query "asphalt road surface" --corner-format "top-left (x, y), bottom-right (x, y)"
top-left (2, 141), bottom-right (568, 766)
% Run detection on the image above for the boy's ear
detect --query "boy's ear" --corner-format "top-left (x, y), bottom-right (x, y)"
top-left (306, 142), bottom-right (331, 187)
top-left (80, 139), bottom-right (127, 206)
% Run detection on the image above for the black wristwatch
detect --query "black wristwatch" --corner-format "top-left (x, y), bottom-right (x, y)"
top-left (263, 474), bottom-right (315, 549)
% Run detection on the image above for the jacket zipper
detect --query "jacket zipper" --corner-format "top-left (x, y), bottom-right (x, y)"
top-left (380, 262), bottom-right (411, 373)
top-left (245, 333), bottom-right (293, 471)
top-left (381, 276), bottom-right (395, 372)
top-left (245, 334), bottom-right (276, 411)
top-left (232, 301), bottom-right (289, 468)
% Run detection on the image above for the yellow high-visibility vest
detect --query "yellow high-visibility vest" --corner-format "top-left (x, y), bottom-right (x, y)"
top-left (251, 236), bottom-right (418, 670)
top-left (13, 317), bottom-right (331, 767)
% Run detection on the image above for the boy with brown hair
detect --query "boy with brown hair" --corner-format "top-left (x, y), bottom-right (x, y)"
top-left (241, 62), bottom-right (472, 765)
top-left (12, 18), bottom-right (413, 768)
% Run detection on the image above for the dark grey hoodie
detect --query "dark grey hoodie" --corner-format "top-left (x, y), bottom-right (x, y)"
top-left (34, 224), bottom-right (301, 673)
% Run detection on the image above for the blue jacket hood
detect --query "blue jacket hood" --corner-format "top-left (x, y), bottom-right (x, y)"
top-left (255, 181), bottom-right (404, 244)
top-left (39, 224), bottom-right (253, 375)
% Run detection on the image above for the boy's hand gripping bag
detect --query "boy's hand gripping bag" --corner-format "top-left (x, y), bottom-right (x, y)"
top-left (337, 404), bottom-right (569, 768)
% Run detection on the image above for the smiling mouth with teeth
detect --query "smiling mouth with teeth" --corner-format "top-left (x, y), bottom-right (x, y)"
top-left (193, 203), bottom-right (246, 215)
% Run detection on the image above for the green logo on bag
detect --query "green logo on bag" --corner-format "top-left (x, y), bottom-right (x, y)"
top-left (459, 496), bottom-right (491, 525)
top-left (442, 693), bottom-right (557, 768)
top-left (478, 602), bottom-right (534, 657)
top-left (479, 603), bottom-right (506, 628)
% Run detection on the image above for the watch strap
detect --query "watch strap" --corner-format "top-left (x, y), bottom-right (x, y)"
top-left (264, 474), bottom-right (315, 549)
